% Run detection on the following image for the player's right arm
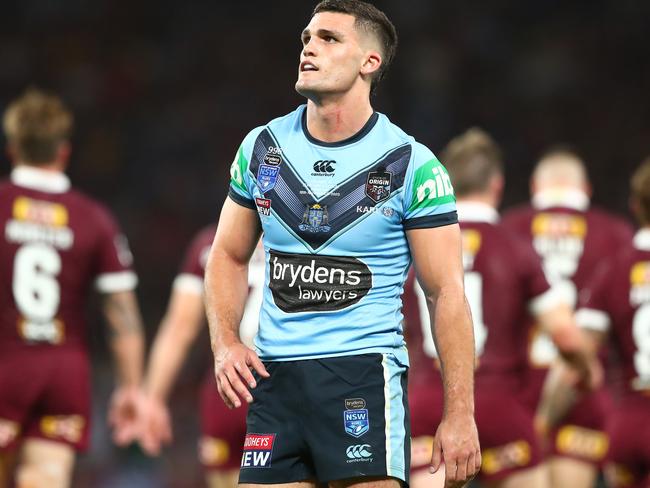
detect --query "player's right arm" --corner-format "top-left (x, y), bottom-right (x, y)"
top-left (139, 286), bottom-right (205, 455)
top-left (205, 198), bottom-right (268, 409)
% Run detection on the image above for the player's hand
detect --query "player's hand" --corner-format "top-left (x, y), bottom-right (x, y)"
top-left (577, 357), bottom-right (604, 392)
top-left (108, 385), bottom-right (144, 446)
top-left (138, 394), bottom-right (172, 456)
top-left (214, 340), bottom-right (270, 409)
top-left (431, 412), bottom-right (481, 488)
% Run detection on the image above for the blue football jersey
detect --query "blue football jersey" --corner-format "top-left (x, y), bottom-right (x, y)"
top-left (228, 105), bottom-right (457, 363)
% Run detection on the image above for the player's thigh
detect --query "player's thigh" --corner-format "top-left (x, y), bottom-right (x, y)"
top-left (474, 386), bottom-right (542, 481)
top-left (205, 469), bottom-right (239, 488)
top-left (482, 464), bottom-right (547, 488)
top-left (547, 457), bottom-right (597, 488)
top-left (329, 475), bottom-right (402, 488)
top-left (409, 465), bottom-right (445, 488)
top-left (549, 387), bottom-right (610, 467)
top-left (16, 438), bottom-right (75, 488)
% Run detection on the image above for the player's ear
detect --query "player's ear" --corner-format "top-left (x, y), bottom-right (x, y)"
top-left (360, 50), bottom-right (382, 78)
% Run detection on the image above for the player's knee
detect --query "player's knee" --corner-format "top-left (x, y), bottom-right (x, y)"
top-left (16, 460), bottom-right (73, 488)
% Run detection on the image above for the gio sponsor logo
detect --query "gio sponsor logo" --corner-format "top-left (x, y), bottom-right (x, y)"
top-left (268, 250), bottom-right (372, 313)
top-left (241, 434), bottom-right (275, 469)
top-left (312, 160), bottom-right (336, 175)
top-left (346, 444), bottom-right (373, 463)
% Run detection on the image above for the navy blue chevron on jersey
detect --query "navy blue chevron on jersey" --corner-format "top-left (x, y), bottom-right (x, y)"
top-left (228, 105), bottom-right (457, 363)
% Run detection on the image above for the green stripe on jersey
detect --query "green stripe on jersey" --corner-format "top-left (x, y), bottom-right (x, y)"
top-left (229, 146), bottom-right (249, 193)
top-left (409, 158), bottom-right (455, 212)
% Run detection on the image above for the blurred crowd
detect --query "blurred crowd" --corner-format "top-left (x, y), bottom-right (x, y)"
top-left (1, 0), bottom-right (648, 486)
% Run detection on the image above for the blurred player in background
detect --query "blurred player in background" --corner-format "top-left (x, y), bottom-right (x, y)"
top-left (139, 226), bottom-right (264, 488)
top-left (541, 158), bottom-right (650, 487)
top-left (502, 148), bottom-right (634, 487)
top-left (405, 129), bottom-right (597, 488)
top-left (0, 89), bottom-right (145, 488)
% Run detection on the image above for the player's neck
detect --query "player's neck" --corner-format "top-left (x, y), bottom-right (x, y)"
top-left (305, 93), bottom-right (373, 144)
top-left (14, 161), bottom-right (65, 173)
top-left (457, 193), bottom-right (499, 209)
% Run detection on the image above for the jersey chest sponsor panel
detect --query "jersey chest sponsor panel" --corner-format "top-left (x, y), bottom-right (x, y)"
top-left (405, 221), bottom-right (550, 389)
top-left (0, 182), bottom-right (134, 349)
top-left (229, 106), bottom-right (457, 361)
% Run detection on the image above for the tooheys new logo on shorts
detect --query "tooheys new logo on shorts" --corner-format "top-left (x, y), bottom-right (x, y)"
top-left (241, 434), bottom-right (276, 469)
top-left (268, 250), bottom-right (372, 313)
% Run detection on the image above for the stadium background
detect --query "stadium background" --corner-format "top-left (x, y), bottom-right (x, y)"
top-left (1, 0), bottom-right (648, 486)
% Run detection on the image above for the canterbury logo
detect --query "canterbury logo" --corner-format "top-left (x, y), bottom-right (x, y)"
top-left (313, 160), bottom-right (336, 173)
top-left (346, 444), bottom-right (372, 459)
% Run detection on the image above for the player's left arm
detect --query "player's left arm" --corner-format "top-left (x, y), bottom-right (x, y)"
top-left (407, 223), bottom-right (480, 486)
top-left (102, 289), bottom-right (146, 445)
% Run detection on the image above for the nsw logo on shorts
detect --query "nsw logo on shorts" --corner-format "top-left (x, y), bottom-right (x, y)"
top-left (241, 433), bottom-right (275, 469)
top-left (344, 409), bottom-right (369, 438)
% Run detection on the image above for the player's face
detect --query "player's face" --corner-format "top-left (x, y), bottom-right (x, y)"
top-left (296, 12), bottom-right (371, 98)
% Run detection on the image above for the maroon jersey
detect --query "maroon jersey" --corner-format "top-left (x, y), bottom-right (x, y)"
top-left (502, 197), bottom-right (633, 368)
top-left (0, 167), bottom-right (136, 351)
top-left (577, 229), bottom-right (650, 400)
top-left (404, 202), bottom-right (555, 392)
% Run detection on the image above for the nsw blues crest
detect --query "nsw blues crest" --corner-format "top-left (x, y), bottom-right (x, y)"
top-left (299, 204), bottom-right (331, 233)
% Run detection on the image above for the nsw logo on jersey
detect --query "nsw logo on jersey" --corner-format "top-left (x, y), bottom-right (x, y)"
top-left (257, 165), bottom-right (280, 193)
top-left (268, 250), bottom-right (372, 313)
top-left (241, 434), bottom-right (276, 469)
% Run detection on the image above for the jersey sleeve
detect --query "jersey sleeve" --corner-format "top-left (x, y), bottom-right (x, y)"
top-left (575, 262), bottom-right (612, 333)
top-left (401, 142), bottom-right (458, 230)
top-left (228, 127), bottom-right (265, 209)
top-left (93, 206), bottom-right (138, 293)
top-left (171, 229), bottom-right (214, 296)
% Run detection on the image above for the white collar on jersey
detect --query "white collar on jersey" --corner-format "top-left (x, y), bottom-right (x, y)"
top-left (11, 165), bottom-right (71, 194)
top-left (634, 228), bottom-right (650, 251)
top-left (532, 188), bottom-right (590, 211)
top-left (456, 201), bottom-right (499, 223)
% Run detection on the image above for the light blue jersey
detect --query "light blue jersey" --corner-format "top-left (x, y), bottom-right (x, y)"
top-left (229, 105), bottom-right (457, 363)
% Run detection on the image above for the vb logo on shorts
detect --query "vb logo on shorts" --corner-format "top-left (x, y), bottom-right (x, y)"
top-left (344, 398), bottom-right (370, 438)
top-left (241, 434), bottom-right (276, 469)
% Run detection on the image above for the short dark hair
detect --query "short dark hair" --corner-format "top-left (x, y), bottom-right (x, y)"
top-left (631, 157), bottom-right (650, 226)
top-left (312, 0), bottom-right (398, 91)
top-left (3, 88), bottom-right (73, 165)
top-left (441, 128), bottom-right (503, 197)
